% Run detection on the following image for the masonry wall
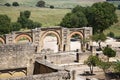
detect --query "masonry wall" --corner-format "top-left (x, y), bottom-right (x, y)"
top-left (0, 71), bottom-right (70, 80)
top-left (0, 43), bottom-right (36, 75)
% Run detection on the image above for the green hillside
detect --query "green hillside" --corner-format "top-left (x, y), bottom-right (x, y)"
top-left (1, 0), bottom-right (120, 8)
top-left (0, 6), bottom-right (70, 27)
top-left (0, 0), bottom-right (95, 8)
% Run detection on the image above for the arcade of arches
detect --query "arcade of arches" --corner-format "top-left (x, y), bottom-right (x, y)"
top-left (0, 27), bottom-right (92, 52)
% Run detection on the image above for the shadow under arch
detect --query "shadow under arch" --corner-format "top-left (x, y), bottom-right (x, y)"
top-left (15, 34), bottom-right (32, 43)
top-left (40, 31), bottom-right (61, 52)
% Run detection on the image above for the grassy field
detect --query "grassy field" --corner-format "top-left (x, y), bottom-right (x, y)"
top-left (0, 6), bottom-right (70, 27)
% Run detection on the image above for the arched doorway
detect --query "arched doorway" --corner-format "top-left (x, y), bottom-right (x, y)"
top-left (69, 32), bottom-right (83, 51)
top-left (15, 34), bottom-right (32, 44)
top-left (41, 31), bottom-right (61, 52)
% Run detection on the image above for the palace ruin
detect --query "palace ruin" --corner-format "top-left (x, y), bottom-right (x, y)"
top-left (0, 27), bottom-right (92, 80)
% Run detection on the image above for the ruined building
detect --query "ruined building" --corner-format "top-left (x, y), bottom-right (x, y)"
top-left (0, 27), bottom-right (92, 80)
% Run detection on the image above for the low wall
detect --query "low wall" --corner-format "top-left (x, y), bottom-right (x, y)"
top-left (36, 52), bottom-right (90, 64)
top-left (0, 71), bottom-right (70, 80)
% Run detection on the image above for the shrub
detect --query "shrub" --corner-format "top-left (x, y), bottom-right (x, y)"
top-left (23, 10), bottom-right (31, 19)
top-left (0, 15), bottom-right (11, 34)
top-left (103, 46), bottom-right (116, 62)
top-left (32, 22), bottom-right (42, 28)
top-left (118, 4), bottom-right (120, 10)
top-left (27, 21), bottom-right (42, 29)
top-left (107, 32), bottom-right (115, 38)
top-left (50, 5), bottom-right (54, 9)
top-left (36, 0), bottom-right (45, 7)
top-left (4, 3), bottom-right (11, 7)
top-left (10, 22), bottom-right (21, 31)
top-left (12, 2), bottom-right (19, 6)
top-left (17, 10), bottom-right (42, 29)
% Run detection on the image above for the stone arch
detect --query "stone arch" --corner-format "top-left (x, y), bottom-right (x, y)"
top-left (15, 34), bottom-right (32, 43)
top-left (40, 31), bottom-right (61, 51)
top-left (68, 31), bottom-right (83, 39)
top-left (68, 31), bottom-right (84, 51)
top-left (0, 37), bottom-right (5, 44)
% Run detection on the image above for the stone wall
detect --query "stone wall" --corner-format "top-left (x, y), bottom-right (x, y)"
top-left (0, 43), bottom-right (36, 73)
top-left (36, 52), bottom-right (76, 64)
top-left (0, 44), bottom-right (71, 80)
top-left (0, 71), bottom-right (70, 80)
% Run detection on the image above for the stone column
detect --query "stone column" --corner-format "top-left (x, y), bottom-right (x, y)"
top-left (5, 33), bottom-right (14, 44)
top-left (31, 28), bottom-right (41, 46)
top-left (71, 70), bottom-right (76, 80)
top-left (92, 46), bottom-right (96, 55)
top-left (76, 49), bottom-right (81, 62)
top-left (27, 58), bottom-right (35, 75)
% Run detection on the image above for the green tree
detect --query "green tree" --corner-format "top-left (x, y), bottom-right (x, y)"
top-left (84, 55), bottom-right (100, 74)
top-left (118, 4), bottom-right (120, 10)
top-left (50, 5), bottom-right (54, 9)
top-left (103, 46), bottom-right (116, 62)
top-left (17, 15), bottom-right (28, 28)
top-left (27, 21), bottom-right (42, 29)
top-left (97, 61), bottom-right (111, 73)
top-left (32, 22), bottom-right (42, 29)
top-left (4, 3), bottom-right (11, 7)
top-left (23, 10), bottom-right (31, 19)
top-left (107, 32), bottom-right (115, 38)
top-left (113, 60), bottom-right (120, 72)
top-left (60, 11), bottom-right (88, 28)
top-left (18, 11), bottom-right (32, 28)
top-left (12, 2), bottom-right (19, 6)
top-left (87, 2), bottom-right (118, 33)
top-left (10, 22), bottom-right (21, 31)
top-left (25, 19), bottom-right (34, 29)
top-left (0, 15), bottom-right (11, 34)
top-left (92, 33), bottom-right (106, 50)
top-left (72, 5), bottom-right (86, 13)
top-left (36, 0), bottom-right (45, 7)
top-left (17, 11), bottom-right (42, 29)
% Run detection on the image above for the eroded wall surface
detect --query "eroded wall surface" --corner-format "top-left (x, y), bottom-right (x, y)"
top-left (0, 43), bottom-right (36, 78)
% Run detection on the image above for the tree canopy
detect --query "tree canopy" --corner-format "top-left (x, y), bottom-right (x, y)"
top-left (36, 0), bottom-right (45, 7)
top-left (88, 2), bottom-right (118, 33)
top-left (4, 3), bottom-right (11, 7)
top-left (113, 60), bottom-right (120, 73)
top-left (103, 46), bottom-right (116, 62)
top-left (10, 22), bottom-right (21, 31)
top-left (60, 2), bottom-right (118, 34)
top-left (92, 33), bottom-right (106, 42)
top-left (60, 6), bottom-right (88, 28)
top-left (84, 55), bottom-right (100, 74)
top-left (12, 2), bottom-right (19, 6)
top-left (17, 10), bottom-right (42, 29)
top-left (0, 15), bottom-right (11, 34)
top-left (97, 61), bottom-right (111, 73)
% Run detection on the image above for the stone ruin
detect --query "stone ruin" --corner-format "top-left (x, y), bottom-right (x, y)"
top-left (0, 43), bottom-right (71, 80)
top-left (0, 27), bottom-right (93, 80)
